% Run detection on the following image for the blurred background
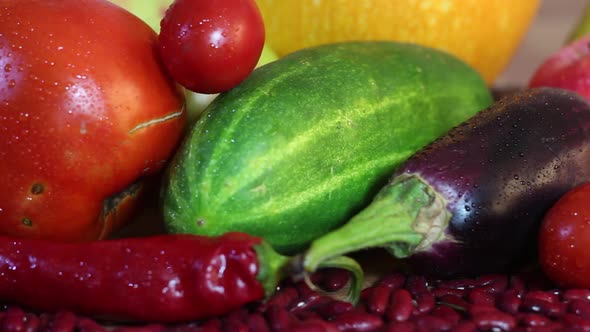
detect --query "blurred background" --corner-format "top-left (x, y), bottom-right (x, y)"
top-left (109, 0), bottom-right (590, 89)
top-left (497, 0), bottom-right (589, 87)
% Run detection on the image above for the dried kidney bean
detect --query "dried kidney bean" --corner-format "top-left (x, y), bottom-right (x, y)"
top-left (468, 287), bottom-right (496, 306)
top-left (438, 294), bottom-right (470, 310)
top-left (452, 321), bottom-right (477, 332)
top-left (431, 305), bottom-right (461, 325)
top-left (7, 265), bottom-right (590, 332)
top-left (472, 310), bottom-right (517, 331)
top-left (524, 290), bottom-right (560, 304)
top-left (23, 313), bottom-right (41, 332)
top-left (497, 288), bottom-right (522, 314)
top-left (378, 273), bottom-right (406, 289)
top-left (259, 287), bottom-right (298, 312)
top-left (49, 311), bottom-right (80, 332)
top-left (367, 284), bottom-right (394, 314)
top-left (569, 299), bottom-right (590, 319)
top-left (477, 275), bottom-right (509, 294)
top-left (287, 319), bottom-right (340, 332)
top-left (520, 297), bottom-right (566, 318)
top-left (311, 268), bottom-right (351, 293)
top-left (76, 317), bottom-right (108, 332)
top-left (564, 289), bottom-right (590, 302)
top-left (311, 299), bottom-right (354, 319)
top-left (415, 314), bottom-right (456, 331)
top-left (266, 305), bottom-right (296, 331)
top-left (385, 289), bottom-right (413, 322)
top-left (222, 318), bottom-right (248, 332)
top-left (509, 276), bottom-right (527, 296)
top-left (331, 310), bottom-right (383, 332)
top-left (413, 291), bottom-right (436, 315)
top-left (293, 309), bottom-right (322, 322)
top-left (192, 319), bottom-right (223, 332)
top-left (438, 278), bottom-right (477, 290)
top-left (517, 312), bottom-right (552, 328)
top-left (289, 281), bottom-right (325, 313)
top-left (433, 287), bottom-right (466, 298)
top-left (118, 326), bottom-right (169, 332)
top-left (468, 303), bottom-right (503, 317)
top-left (1, 306), bottom-right (27, 332)
top-left (381, 321), bottom-right (416, 332)
top-left (562, 313), bottom-right (590, 330)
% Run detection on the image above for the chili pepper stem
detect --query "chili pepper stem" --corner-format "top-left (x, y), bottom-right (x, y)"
top-left (254, 241), bottom-right (292, 297)
top-left (302, 175), bottom-right (451, 293)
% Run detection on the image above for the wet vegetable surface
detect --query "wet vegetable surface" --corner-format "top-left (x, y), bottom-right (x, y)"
top-left (303, 87), bottom-right (590, 279)
top-left (0, 233), bottom-right (282, 323)
top-left (539, 181), bottom-right (590, 289)
top-left (0, 0), bottom-right (186, 241)
top-left (161, 41), bottom-right (492, 255)
top-left (159, 0), bottom-right (265, 93)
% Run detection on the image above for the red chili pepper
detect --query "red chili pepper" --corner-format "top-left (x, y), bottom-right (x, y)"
top-left (0, 232), bottom-right (290, 323)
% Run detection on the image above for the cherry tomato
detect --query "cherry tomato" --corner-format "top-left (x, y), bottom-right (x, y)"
top-left (0, 0), bottom-right (186, 241)
top-left (159, 0), bottom-right (265, 94)
top-left (539, 182), bottom-right (590, 288)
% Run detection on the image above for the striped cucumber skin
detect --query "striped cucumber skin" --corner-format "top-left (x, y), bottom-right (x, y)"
top-left (161, 41), bottom-right (493, 254)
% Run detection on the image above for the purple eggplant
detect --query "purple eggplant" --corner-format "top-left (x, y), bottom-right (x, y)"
top-left (302, 87), bottom-right (590, 278)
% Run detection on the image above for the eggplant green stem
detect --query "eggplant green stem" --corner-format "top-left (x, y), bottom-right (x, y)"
top-left (303, 255), bottom-right (363, 305)
top-left (303, 174), bottom-right (450, 279)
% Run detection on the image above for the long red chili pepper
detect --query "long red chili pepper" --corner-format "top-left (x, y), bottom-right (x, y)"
top-left (0, 232), bottom-right (363, 323)
top-left (0, 232), bottom-right (287, 323)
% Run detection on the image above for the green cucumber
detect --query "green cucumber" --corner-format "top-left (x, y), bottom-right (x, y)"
top-left (161, 41), bottom-right (493, 254)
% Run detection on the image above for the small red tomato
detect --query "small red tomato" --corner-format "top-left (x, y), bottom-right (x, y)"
top-left (0, 0), bottom-right (186, 241)
top-left (539, 182), bottom-right (590, 287)
top-left (159, 0), bottom-right (265, 94)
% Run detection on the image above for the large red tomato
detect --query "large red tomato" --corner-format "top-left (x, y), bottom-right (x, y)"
top-left (0, 0), bottom-right (186, 240)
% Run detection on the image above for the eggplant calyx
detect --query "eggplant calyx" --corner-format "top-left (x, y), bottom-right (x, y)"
top-left (410, 175), bottom-right (452, 252)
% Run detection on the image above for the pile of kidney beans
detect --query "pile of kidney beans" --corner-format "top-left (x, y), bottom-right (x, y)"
top-left (2, 263), bottom-right (590, 332)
